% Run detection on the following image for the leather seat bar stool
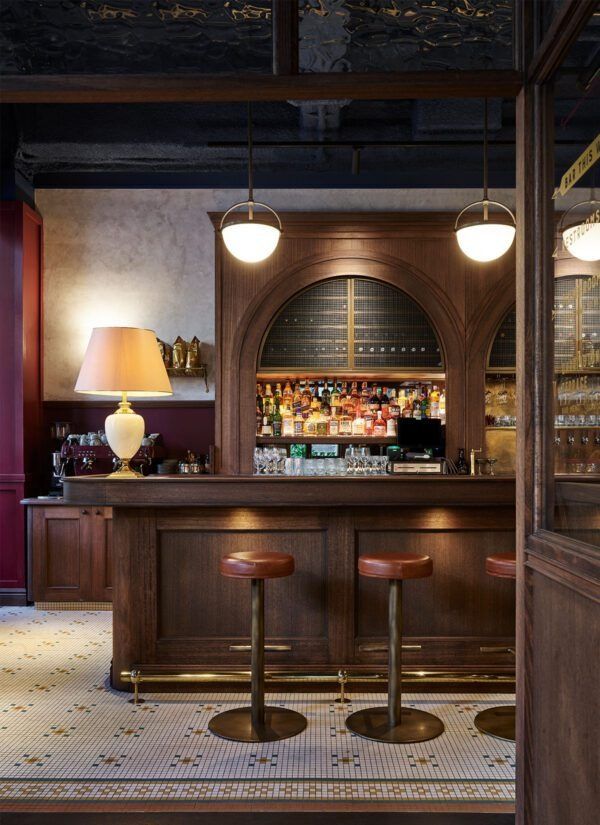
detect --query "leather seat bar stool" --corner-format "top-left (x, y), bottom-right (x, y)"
top-left (208, 551), bottom-right (307, 743)
top-left (346, 552), bottom-right (444, 744)
top-left (474, 552), bottom-right (516, 742)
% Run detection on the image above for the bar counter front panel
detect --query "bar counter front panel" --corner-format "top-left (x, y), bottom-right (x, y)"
top-left (64, 476), bottom-right (515, 692)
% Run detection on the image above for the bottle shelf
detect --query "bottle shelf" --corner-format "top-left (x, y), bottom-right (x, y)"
top-left (256, 436), bottom-right (398, 445)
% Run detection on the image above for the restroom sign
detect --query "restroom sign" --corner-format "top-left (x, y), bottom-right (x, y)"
top-left (555, 133), bottom-right (600, 198)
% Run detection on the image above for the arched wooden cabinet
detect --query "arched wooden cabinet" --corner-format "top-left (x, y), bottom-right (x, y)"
top-left (213, 212), bottom-right (515, 475)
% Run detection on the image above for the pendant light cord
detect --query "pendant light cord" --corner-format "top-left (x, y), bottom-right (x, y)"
top-left (247, 101), bottom-right (254, 218)
top-left (483, 97), bottom-right (489, 220)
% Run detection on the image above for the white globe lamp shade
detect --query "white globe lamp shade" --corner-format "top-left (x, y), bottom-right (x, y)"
top-left (456, 222), bottom-right (516, 262)
top-left (221, 200), bottom-right (282, 264)
top-left (455, 199), bottom-right (516, 263)
top-left (222, 221), bottom-right (281, 263)
top-left (562, 207), bottom-right (600, 262)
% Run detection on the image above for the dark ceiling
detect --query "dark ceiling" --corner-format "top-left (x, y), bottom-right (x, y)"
top-left (0, 1), bottom-right (598, 191)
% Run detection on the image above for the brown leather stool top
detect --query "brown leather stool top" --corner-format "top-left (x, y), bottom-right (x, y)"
top-left (358, 552), bottom-right (433, 580)
top-left (486, 553), bottom-right (516, 579)
top-left (220, 551), bottom-right (294, 579)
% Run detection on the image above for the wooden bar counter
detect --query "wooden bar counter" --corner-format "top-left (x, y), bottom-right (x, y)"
top-left (63, 475), bottom-right (516, 692)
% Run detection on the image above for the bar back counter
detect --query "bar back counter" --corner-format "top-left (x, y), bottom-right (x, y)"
top-left (63, 475), bottom-right (515, 692)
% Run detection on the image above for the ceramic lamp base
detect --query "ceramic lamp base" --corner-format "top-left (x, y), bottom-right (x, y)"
top-left (105, 400), bottom-right (145, 478)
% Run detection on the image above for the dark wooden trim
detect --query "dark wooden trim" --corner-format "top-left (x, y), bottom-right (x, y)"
top-left (43, 400), bottom-right (215, 409)
top-left (209, 211), bottom-right (475, 236)
top-left (63, 476), bottom-right (515, 509)
top-left (528, 0), bottom-right (597, 84)
top-left (0, 70), bottom-right (523, 104)
top-left (272, 0), bottom-right (299, 76)
top-left (0, 588), bottom-right (27, 606)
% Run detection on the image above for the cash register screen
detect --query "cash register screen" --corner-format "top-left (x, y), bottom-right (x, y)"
top-left (396, 419), bottom-right (443, 448)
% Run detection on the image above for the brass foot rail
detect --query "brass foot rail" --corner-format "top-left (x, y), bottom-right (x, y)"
top-left (122, 668), bottom-right (515, 706)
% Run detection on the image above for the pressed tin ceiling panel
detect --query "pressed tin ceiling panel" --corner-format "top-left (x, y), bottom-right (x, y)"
top-left (0, 0), bottom-right (273, 74)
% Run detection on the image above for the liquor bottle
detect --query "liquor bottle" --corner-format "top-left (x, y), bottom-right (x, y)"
top-left (264, 383), bottom-right (273, 417)
top-left (430, 385), bottom-right (440, 418)
top-left (282, 409), bottom-right (294, 437)
top-left (294, 412), bottom-right (304, 436)
top-left (339, 412), bottom-right (353, 435)
top-left (456, 448), bottom-right (468, 474)
top-left (330, 382), bottom-right (341, 414)
top-left (321, 379), bottom-right (331, 407)
top-left (352, 410), bottom-right (366, 435)
top-left (373, 410), bottom-right (387, 437)
top-left (364, 411), bottom-right (374, 435)
top-left (301, 382), bottom-right (312, 412)
top-left (350, 381), bottom-right (360, 406)
top-left (261, 415), bottom-right (273, 437)
top-left (412, 392), bottom-right (422, 420)
top-left (439, 390), bottom-right (446, 424)
top-left (283, 380), bottom-right (293, 409)
top-left (386, 415), bottom-right (397, 437)
top-left (421, 387), bottom-right (430, 419)
top-left (292, 382), bottom-right (302, 412)
top-left (389, 389), bottom-right (400, 419)
top-left (274, 383), bottom-right (283, 404)
top-left (316, 410), bottom-right (328, 436)
top-left (272, 399), bottom-right (283, 437)
top-left (328, 412), bottom-right (340, 436)
top-left (256, 386), bottom-right (264, 435)
top-left (380, 386), bottom-right (390, 419)
top-left (368, 384), bottom-right (380, 414)
top-left (304, 413), bottom-right (317, 435)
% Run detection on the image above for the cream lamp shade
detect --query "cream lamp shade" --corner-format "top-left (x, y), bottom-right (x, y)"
top-left (75, 327), bottom-right (172, 478)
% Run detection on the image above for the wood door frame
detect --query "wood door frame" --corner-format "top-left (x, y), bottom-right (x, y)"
top-left (515, 2), bottom-right (599, 824)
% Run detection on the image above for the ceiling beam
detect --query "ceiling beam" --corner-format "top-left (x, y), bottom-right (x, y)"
top-left (0, 70), bottom-right (523, 105)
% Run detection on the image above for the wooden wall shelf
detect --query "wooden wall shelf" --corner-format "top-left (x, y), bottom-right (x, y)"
top-left (256, 435), bottom-right (398, 445)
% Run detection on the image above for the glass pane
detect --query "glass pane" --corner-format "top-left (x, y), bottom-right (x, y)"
top-left (555, 481), bottom-right (600, 548)
top-left (299, 0), bottom-right (514, 72)
top-left (552, 16), bottom-right (600, 488)
top-left (0, 0), bottom-right (273, 74)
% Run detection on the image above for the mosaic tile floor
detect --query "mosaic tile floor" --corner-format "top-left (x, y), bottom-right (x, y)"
top-left (0, 608), bottom-right (515, 804)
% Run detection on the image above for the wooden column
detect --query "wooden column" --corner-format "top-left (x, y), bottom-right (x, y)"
top-left (0, 201), bottom-right (43, 605)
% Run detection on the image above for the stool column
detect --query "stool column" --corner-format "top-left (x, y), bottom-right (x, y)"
top-left (251, 578), bottom-right (265, 729)
top-left (388, 579), bottom-right (402, 728)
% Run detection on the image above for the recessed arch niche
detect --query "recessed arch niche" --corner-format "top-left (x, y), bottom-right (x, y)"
top-left (259, 276), bottom-right (444, 372)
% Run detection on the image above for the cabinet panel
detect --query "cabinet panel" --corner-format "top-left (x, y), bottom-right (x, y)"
top-left (32, 507), bottom-right (89, 601)
top-left (90, 508), bottom-right (113, 601)
top-left (30, 505), bottom-right (113, 603)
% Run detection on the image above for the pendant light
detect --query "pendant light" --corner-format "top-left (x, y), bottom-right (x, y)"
top-left (560, 195), bottom-right (600, 262)
top-left (455, 99), bottom-right (516, 262)
top-left (220, 102), bottom-right (282, 263)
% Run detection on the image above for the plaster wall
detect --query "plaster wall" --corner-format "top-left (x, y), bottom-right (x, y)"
top-left (37, 187), bottom-right (522, 401)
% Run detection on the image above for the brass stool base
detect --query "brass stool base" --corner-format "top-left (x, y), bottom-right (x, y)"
top-left (474, 705), bottom-right (515, 742)
top-left (209, 706), bottom-right (307, 743)
top-left (346, 707), bottom-right (444, 744)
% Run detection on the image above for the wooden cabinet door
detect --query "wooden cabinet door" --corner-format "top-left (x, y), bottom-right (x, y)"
top-left (32, 507), bottom-right (92, 602)
top-left (90, 508), bottom-right (113, 602)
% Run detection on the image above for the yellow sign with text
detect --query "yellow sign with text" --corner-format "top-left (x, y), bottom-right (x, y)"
top-left (555, 133), bottom-right (600, 198)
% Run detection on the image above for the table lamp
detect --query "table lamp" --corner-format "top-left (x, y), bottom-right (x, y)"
top-left (75, 327), bottom-right (172, 478)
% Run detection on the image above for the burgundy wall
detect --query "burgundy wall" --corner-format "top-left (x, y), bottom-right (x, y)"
top-left (43, 402), bottom-right (215, 463)
top-left (0, 202), bottom-right (43, 604)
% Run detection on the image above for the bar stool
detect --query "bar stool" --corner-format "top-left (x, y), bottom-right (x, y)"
top-left (474, 552), bottom-right (516, 742)
top-left (208, 550), bottom-right (307, 743)
top-left (346, 552), bottom-right (445, 744)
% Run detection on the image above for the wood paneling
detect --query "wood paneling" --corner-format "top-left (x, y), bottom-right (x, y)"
top-left (158, 529), bottom-right (327, 640)
top-left (104, 497), bottom-right (516, 691)
top-left (29, 505), bottom-right (113, 603)
top-left (212, 212), bottom-right (515, 475)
